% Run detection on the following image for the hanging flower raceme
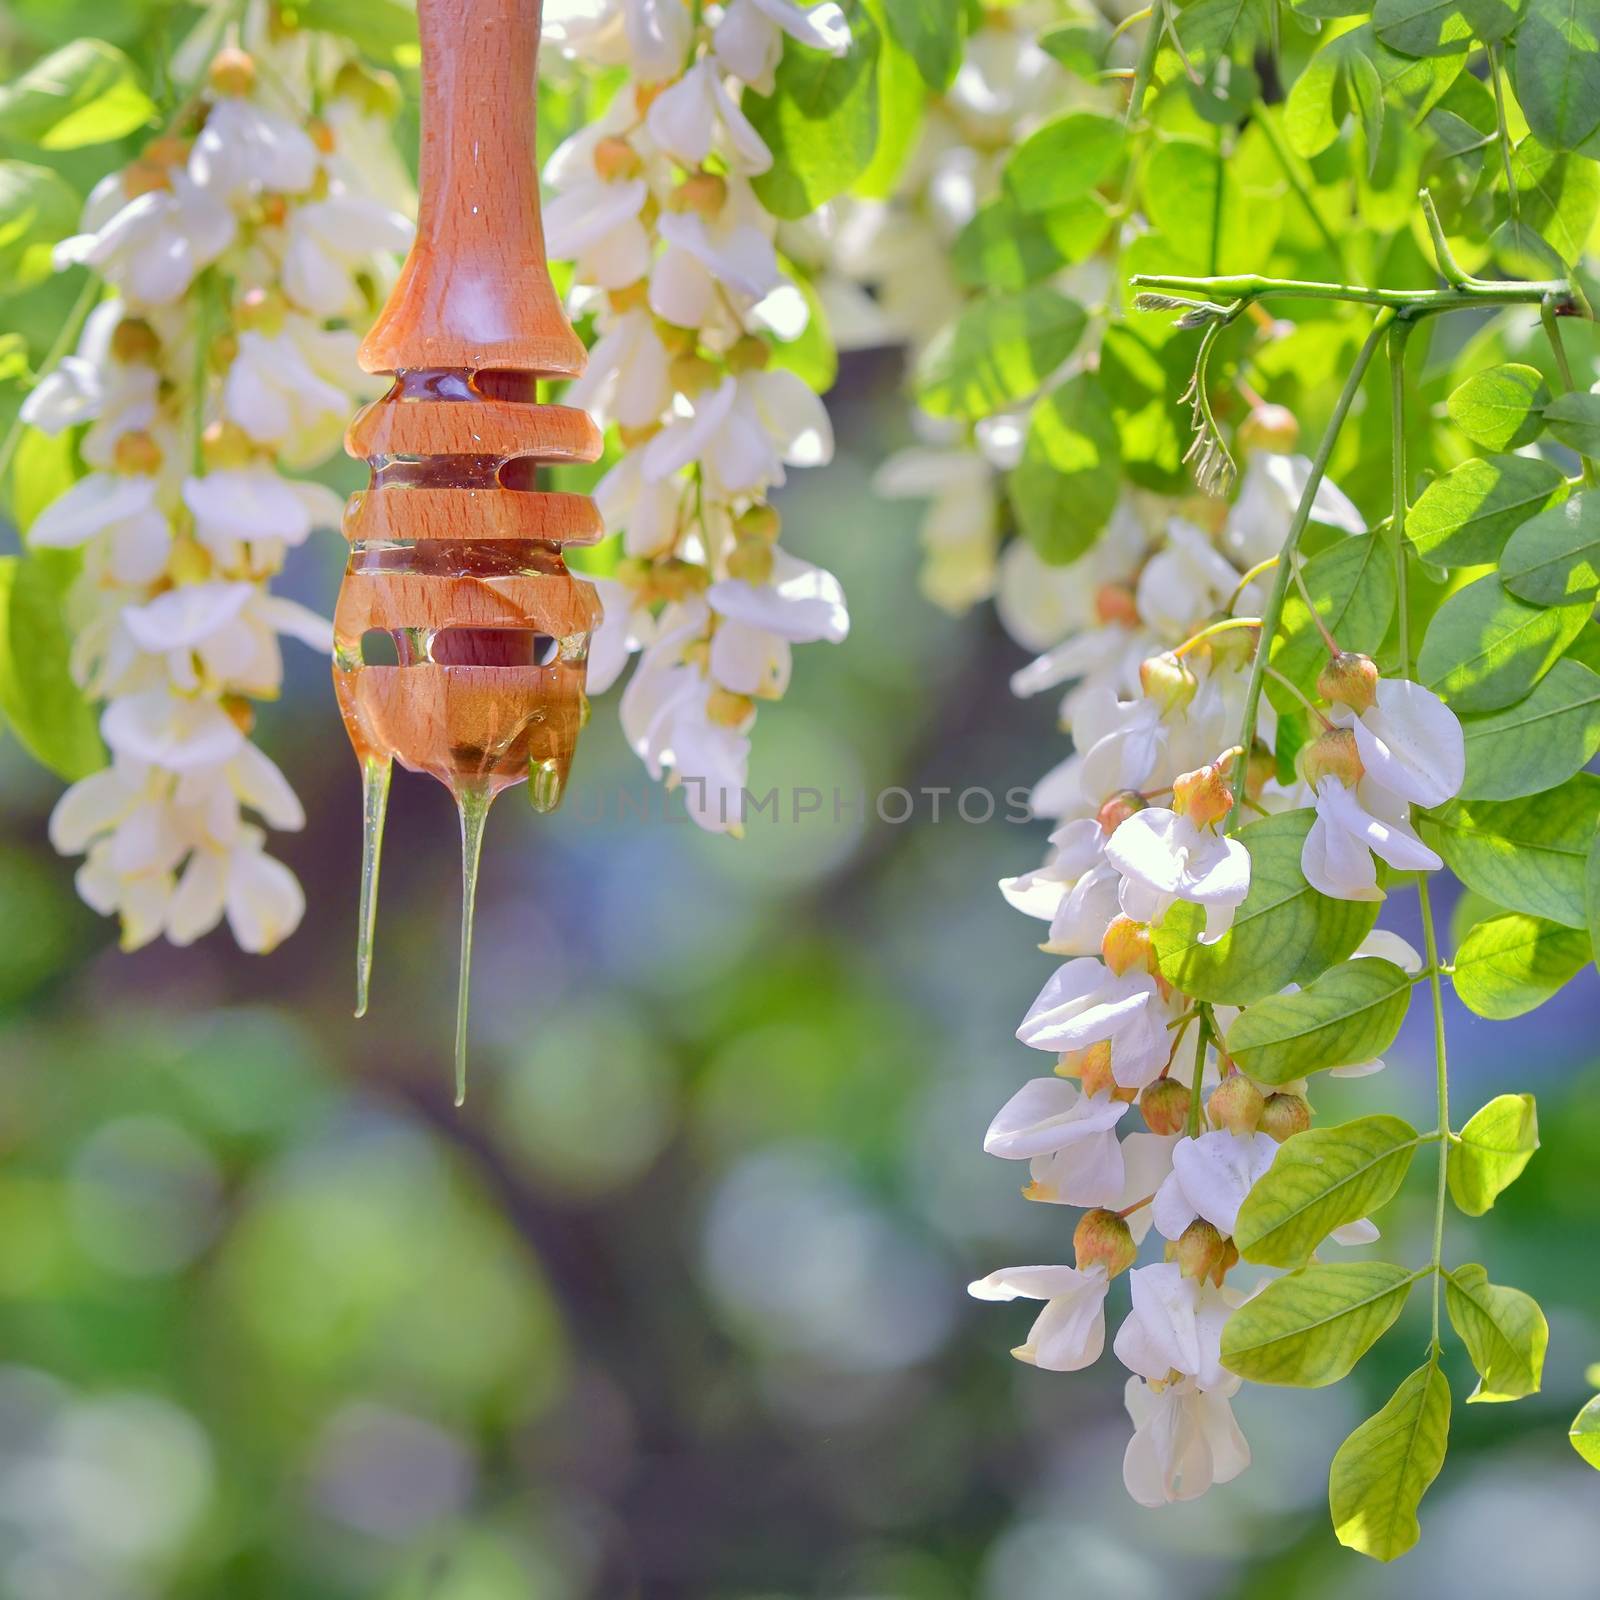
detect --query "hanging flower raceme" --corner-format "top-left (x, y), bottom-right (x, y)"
top-left (22, 25), bottom-right (411, 951)
top-left (541, 0), bottom-right (851, 833)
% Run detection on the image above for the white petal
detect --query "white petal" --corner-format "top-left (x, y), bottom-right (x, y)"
top-left (1353, 678), bottom-right (1465, 809)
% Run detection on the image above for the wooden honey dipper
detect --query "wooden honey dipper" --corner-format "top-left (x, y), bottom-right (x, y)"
top-left (333, 0), bottom-right (602, 1101)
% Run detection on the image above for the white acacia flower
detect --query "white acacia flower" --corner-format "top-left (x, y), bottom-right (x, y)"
top-left (1114, 1261), bottom-right (1238, 1389)
top-left (1016, 957), bottom-right (1172, 1089)
top-left (1136, 519), bottom-right (1240, 641)
top-left (171, 824), bottom-right (305, 952)
top-left (56, 171), bottom-right (235, 306)
top-left (1122, 1375), bottom-right (1250, 1508)
top-left (567, 309), bottom-right (673, 429)
top-left (999, 815), bottom-right (1106, 921)
top-left (968, 1264), bottom-right (1109, 1372)
top-left (873, 446), bottom-right (998, 614)
top-left (1118, 1132), bottom-right (1180, 1243)
top-left (1106, 806), bottom-right (1251, 944)
top-left (713, 0), bottom-right (849, 92)
top-left (650, 204), bottom-right (783, 327)
top-left (183, 468), bottom-right (344, 567)
top-left (545, 175), bottom-right (652, 289)
top-left (1224, 451), bottom-right (1365, 568)
top-left (706, 551), bottom-right (849, 696)
top-left (223, 325), bottom-right (355, 464)
top-left (545, 0), bottom-right (692, 79)
top-left (18, 299), bottom-right (127, 434)
top-left (1345, 678), bottom-right (1465, 810)
top-left (280, 194), bottom-right (413, 317)
top-left (647, 61), bottom-right (773, 174)
top-left (101, 687), bottom-right (245, 772)
top-left (29, 473), bottom-right (171, 586)
top-left (643, 371), bottom-right (830, 496)
top-left (983, 1077), bottom-right (1131, 1207)
top-left (595, 453), bottom-right (684, 559)
top-left (1302, 776), bottom-right (1442, 902)
top-left (1151, 1129), bottom-right (1279, 1240)
top-left (585, 576), bottom-right (658, 696)
top-left (188, 96), bottom-right (320, 201)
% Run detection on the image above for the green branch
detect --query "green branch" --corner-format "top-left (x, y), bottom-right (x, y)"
top-left (1131, 271), bottom-right (1571, 318)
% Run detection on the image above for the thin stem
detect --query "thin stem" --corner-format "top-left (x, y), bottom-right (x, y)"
top-left (1132, 271), bottom-right (1569, 315)
top-left (1226, 555), bottom-right (1278, 613)
top-left (453, 784), bottom-right (494, 1109)
top-left (0, 271), bottom-right (100, 494)
top-left (1185, 1007), bottom-right (1211, 1138)
top-left (1255, 105), bottom-right (1346, 274)
top-left (1264, 664), bottom-right (1333, 727)
top-left (1489, 44), bottom-right (1519, 222)
top-left (1419, 188), bottom-right (1472, 288)
top-left (1389, 320), bottom-right (1413, 665)
top-left (1542, 301), bottom-right (1598, 487)
top-left (1230, 313), bottom-right (1393, 816)
top-left (1174, 614), bottom-right (1261, 657)
top-left (1291, 555), bottom-right (1341, 655)
top-left (1117, 1192), bottom-right (1156, 1218)
top-left (1125, 0), bottom-right (1163, 126)
top-left (1417, 874), bottom-right (1450, 1352)
top-left (1109, 5), bottom-right (1153, 43)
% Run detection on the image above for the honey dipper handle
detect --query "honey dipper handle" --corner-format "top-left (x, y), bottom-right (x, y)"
top-left (359, 0), bottom-right (587, 378)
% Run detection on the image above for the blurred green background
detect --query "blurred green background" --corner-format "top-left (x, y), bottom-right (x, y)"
top-left (1, 344), bottom-right (1598, 1597)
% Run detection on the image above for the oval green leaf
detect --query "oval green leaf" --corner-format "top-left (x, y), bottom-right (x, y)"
top-left (1572, 1395), bottom-right (1600, 1470)
top-left (913, 286), bottom-right (1085, 420)
top-left (1542, 390), bottom-right (1600, 457)
top-left (1502, 488), bottom-right (1600, 604)
top-left (1222, 1261), bottom-right (1416, 1387)
top-left (1445, 363), bottom-right (1549, 451)
top-left (1234, 1113), bottom-right (1420, 1268)
top-left (1458, 658), bottom-right (1600, 800)
top-left (1417, 572), bottom-right (1590, 713)
top-left (1452, 913), bottom-right (1590, 1018)
top-left (1330, 1360), bottom-right (1450, 1562)
top-left (1448, 1092), bottom-right (1539, 1215)
top-left (1007, 371), bottom-right (1121, 563)
top-left (1268, 534), bottom-right (1396, 713)
top-left (1225, 958), bottom-right (1411, 1085)
top-left (1513, 0), bottom-right (1600, 152)
top-left (1444, 1264), bottom-right (1547, 1402)
top-left (1406, 453), bottom-right (1569, 568)
top-left (1003, 112), bottom-right (1124, 212)
top-left (0, 38), bottom-right (155, 149)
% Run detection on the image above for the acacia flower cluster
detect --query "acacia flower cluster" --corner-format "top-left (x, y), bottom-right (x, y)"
top-left (22, 21), bottom-right (411, 951)
top-left (541, 0), bottom-right (851, 833)
top-left (970, 419), bottom-right (1467, 1507)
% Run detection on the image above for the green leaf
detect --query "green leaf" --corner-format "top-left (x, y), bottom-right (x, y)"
top-left (747, 14), bottom-right (882, 220)
top-left (1452, 912), bottom-right (1590, 1017)
top-left (1140, 134), bottom-right (1277, 274)
top-left (1513, 0), bottom-right (1600, 152)
top-left (1268, 535), bottom-right (1396, 714)
top-left (1502, 490), bottom-right (1600, 605)
top-left (1417, 573), bottom-right (1590, 713)
top-left (1461, 0), bottom-right (1525, 40)
top-left (1444, 363), bottom-right (1550, 450)
top-left (1222, 1262), bottom-right (1416, 1387)
top-left (1572, 1395), bottom-right (1600, 1469)
top-left (1225, 958), bottom-right (1411, 1085)
top-left (1589, 828), bottom-right (1600, 974)
top-left (1329, 1360), bottom-right (1450, 1562)
top-left (1541, 391), bottom-right (1600, 457)
top-left (1505, 136), bottom-right (1600, 266)
top-left (951, 193), bottom-right (1110, 291)
top-left (1405, 454), bottom-right (1569, 567)
top-left (878, 0), bottom-right (964, 88)
top-left (1097, 319), bottom-right (1191, 492)
top-left (1424, 772), bottom-right (1600, 926)
top-left (0, 555), bottom-right (104, 782)
top-left (0, 39), bottom-right (154, 149)
top-left (1445, 1265), bottom-right (1547, 1402)
top-left (1448, 1092), bottom-right (1539, 1214)
top-left (0, 161), bottom-right (81, 298)
top-left (1154, 809), bottom-right (1380, 1008)
top-left (1003, 112), bottom-right (1124, 212)
top-left (914, 287), bottom-right (1084, 421)
top-left (765, 264), bottom-right (837, 392)
top-left (1458, 658), bottom-right (1600, 799)
top-left (852, 28), bottom-right (921, 199)
top-left (296, 0), bottom-right (420, 60)
top-left (1007, 371), bottom-right (1121, 563)
top-left (1372, 0), bottom-right (1473, 57)
top-left (1234, 1114), bottom-right (1420, 1268)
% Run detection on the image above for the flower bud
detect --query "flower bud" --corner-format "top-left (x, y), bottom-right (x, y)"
top-left (1260, 1091), bottom-right (1312, 1143)
top-left (123, 161), bottom-right (171, 199)
top-left (112, 430), bottom-right (162, 476)
top-left (1176, 1218), bottom-right (1227, 1281)
top-left (735, 503), bottom-right (780, 542)
top-left (1102, 915), bottom-right (1154, 977)
top-left (1075, 1039), bottom-right (1116, 1098)
top-left (1096, 790), bottom-right (1144, 834)
top-left (669, 172), bottom-right (727, 217)
top-left (706, 688), bottom-right (755, 728)
top-left (1096, 583), bottom-right (1139, 628)
top-left (1139, 651), bottom-right (1197, 712)
top-left (593, 135), bottom-right (642, 181)
top-left (1140, 1077), bottom-right (1190, 1136)
top-left (1074, 1208), bottom-right (1137, 1278)
top-left (1298, 726), bottom-right (1363, 790)
top-left (1215, 1236), bottom-right (1239, 1285)
top-left (1237, 403), bottom-right (1300, 454)
top-left (209, 47), bottom-right (258, 98)
top-left (653, 558), bottom-right (710, 601)
top-left (144, 136), bottom-right (191, 171)
top-left (726, 334), bottom-right (771, 375)
top-left (1172, 760), bottom-right (1233, 828)
top-left (725, 538), bottom-right (774, 585)
top-left (654, 320), bottom-right (698, 356)
top-left (1317, 650), bottom-right (1380, 715)
top-left (1207, 1074), bottom-right (1265, 1133)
